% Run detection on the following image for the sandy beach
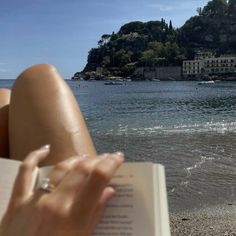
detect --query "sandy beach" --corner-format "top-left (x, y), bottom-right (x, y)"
top-left (170, 202), bottom-right (236, 236)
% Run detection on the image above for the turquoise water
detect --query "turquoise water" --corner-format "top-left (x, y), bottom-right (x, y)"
top-left (1, 79), bottom-right (236, 212)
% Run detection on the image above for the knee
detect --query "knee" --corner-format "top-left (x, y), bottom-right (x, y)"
top-left (18, 64), bottom-right (58, 78)
top-left (0, 88), bottom-right (10, 133)
top-left (0, 88), bottom-right (11, 105)
top-left (12, 64), bottom-right (64, 93)
top-left (0, 88), bottom-right (11, 96)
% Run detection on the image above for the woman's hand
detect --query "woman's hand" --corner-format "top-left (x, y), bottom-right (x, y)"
top-left (0, 145), bottom-right (124, 236)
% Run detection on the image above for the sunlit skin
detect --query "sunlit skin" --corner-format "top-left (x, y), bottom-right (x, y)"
top-left (0, 88), bottom-right (10, 158)
top-left (8, 64), bottom-right (97, 166)
top-left (0, 64), bottom-right (124, 235)
top-left (0, 147), bottom-right (124, 236)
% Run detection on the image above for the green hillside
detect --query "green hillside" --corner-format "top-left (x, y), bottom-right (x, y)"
top-left (77, 0), bottom-right (236, 78)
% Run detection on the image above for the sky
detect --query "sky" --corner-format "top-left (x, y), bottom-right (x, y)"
top-left (0, 0), bottom-right (209, 79)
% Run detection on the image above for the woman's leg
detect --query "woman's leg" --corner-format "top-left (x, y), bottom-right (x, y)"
top-left (9, 64), bottom-right (96, 166)
top-left (0, 89), bottom-right (11, 158)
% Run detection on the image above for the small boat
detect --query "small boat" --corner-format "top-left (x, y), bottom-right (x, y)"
top-left (198, 81), bottom-right (215, 85)
top-left (104, 81), bottom-right (123, 85)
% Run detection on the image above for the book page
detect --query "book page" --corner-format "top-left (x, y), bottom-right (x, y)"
top-left (93, 163), bottom-right (156, 236)
top-left (0, 158), bottom-right (38, 220)
top-left (37, 162), bottom-right (169, 236)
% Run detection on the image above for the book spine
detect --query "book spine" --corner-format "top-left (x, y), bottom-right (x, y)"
top-left (153, 164), bottom-right (171, 236)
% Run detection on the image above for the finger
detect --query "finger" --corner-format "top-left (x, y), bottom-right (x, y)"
top-left (33, 156), bottom-right (87, 202)
top-left (52, 158), bottom-right (100, 203)
top-left (71, 152), bottom-right (124, 223)
top-left (9, 145), bottom-right (50, 207)
top-left (89, 187), bottom-right (115, 235)
top-left (47, 155), bottom-right (87, 186)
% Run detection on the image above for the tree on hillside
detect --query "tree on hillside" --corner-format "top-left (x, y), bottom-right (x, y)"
top-left (113, 49), bottom-right (132, 67)
top-left (83, 48), bottom-right (102, 71)
top-left (197, 7), bottom-right (202, 15)
top-left (98, 34), bottom-right (111, 47)
top-left (228, 0), bottom-right (236, 16)
top-left (169, 20), bottom-right (173, 30)
top-left (101, 56), bottom-right (111, 67)
top-left (148, 41), bottom-right (165, 56)
top-left (140, 41), bottom-right (183, 66)
top-left (82, 0), bottom-right (235, 77)
top-left (202, 0), bottom-right (228, 16)
top-left (118, 21), bottom-right (145, 35)
top-left (165, 42), bottom-right (181, 64)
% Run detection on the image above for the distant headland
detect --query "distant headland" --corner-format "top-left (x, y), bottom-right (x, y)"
top-left (72, 0), bottom-right (236, 81)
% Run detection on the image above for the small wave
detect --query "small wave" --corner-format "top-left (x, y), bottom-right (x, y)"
top-left (172, 121), bottom-right (236, 134)
top-left (184, 155), bottom-right (215, 177)
top-left (185, 156), bottom-right (205, 175)
top-left (170, 188), bottom-right (175, 193)
top-left (174, 155), bottom-right (215, 190)
top-left (95, 121), bottom-right (236, 136)
top-left (180, 180), bottom-right (190, 186)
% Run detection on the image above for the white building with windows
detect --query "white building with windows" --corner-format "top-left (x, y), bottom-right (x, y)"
top-left (203, 56), bottom-right (236, 75)
top-left (182, 60), bottom-right (204, 78)
top-left (183, 55), bottom-right (236, 78)
top-left (195, 51), bottom-right (215, 60)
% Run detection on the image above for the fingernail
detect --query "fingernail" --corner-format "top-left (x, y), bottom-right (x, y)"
top-left (114, 152), bottom-right (124, 162)
top-left (40, 144), bottom-right (51, 150)
top-left (82, 154), bottom-right (89, 159)
top-left (115, 151), bottom-right (124, 157)
top-left (101, 153), bottom-right (109, 159)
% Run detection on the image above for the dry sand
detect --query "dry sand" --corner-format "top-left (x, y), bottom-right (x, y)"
top-left (170, 202), bottom-right (236, 236)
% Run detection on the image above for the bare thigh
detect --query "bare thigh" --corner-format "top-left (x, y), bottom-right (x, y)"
top-left (9, 64), bottom-right (96, 166)
top-left (0, 88), bottom-right (11, 158)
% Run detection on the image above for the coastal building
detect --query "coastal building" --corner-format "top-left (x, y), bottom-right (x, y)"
top-left (203, 56), bottom-right (236, 75)
top-left (195, 51), bottom-right (215, 60)
top-left (183, 55), bottom-right (236, 79)
top-left (134, 66), bottom-right (182, 80)
top-left (182, 60), bottom-right (204, 78)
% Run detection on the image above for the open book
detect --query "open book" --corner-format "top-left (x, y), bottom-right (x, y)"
top-left (0, 158), bottom-right (170, 236)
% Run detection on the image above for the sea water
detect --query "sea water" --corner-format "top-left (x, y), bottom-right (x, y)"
top-left (1, 79), bottom-right (235, 212)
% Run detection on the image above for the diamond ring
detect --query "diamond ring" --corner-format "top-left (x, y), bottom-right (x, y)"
top-left (39, 178), bottom-right (56, 193)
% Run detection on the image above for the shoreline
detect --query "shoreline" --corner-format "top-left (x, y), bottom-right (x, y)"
top-left (170, 202), bottom-right (236, 235)
top-left (71, 77), bottom-right (236, 82)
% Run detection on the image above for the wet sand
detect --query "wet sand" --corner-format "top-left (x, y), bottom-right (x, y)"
top-left (170, 202), bottom-right (236, 236)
